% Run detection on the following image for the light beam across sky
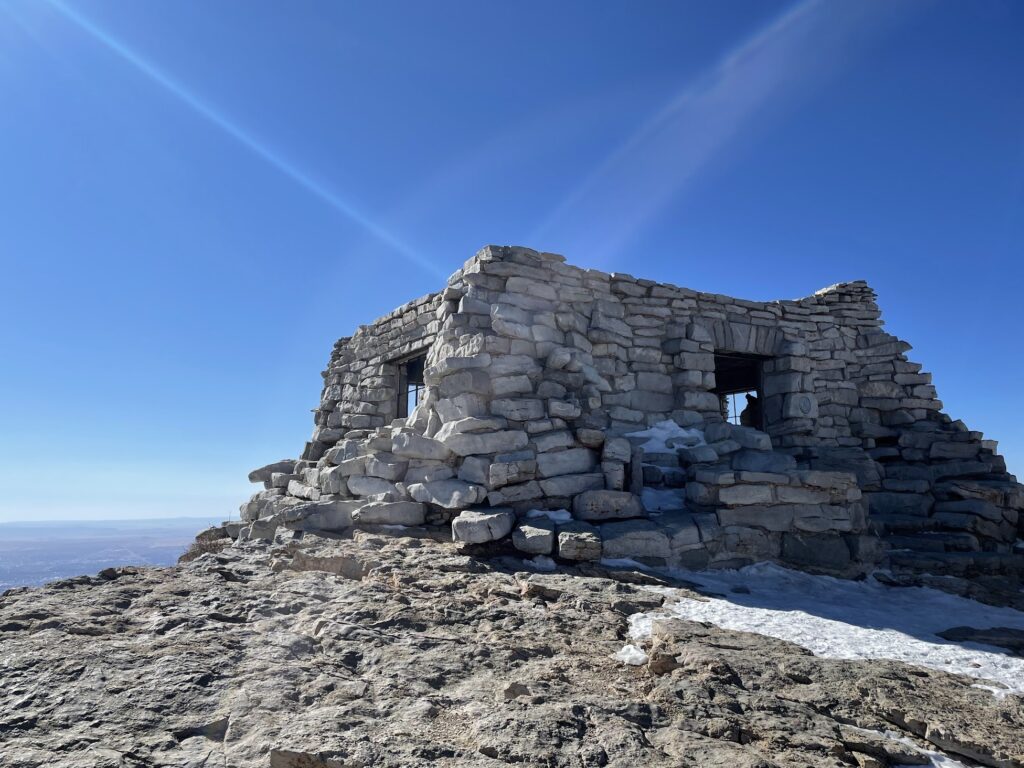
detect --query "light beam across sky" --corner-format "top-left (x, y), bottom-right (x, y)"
top-left (42, 0), bottom-right (444, 278)
top-left (531, 0), bottom-right (916, 266)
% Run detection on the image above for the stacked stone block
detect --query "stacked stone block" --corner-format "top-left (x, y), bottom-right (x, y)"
top-left (235, 245), bottom-right (1023, 584)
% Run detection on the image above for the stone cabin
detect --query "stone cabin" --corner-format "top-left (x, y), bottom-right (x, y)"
top-left (239, 246), bottom-right (1023, 587)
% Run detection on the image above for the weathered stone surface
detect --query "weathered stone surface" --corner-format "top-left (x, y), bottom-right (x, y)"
top-left (318, 466), bottom-right (348, 494)
top-left (335, 456), bottom-right (369, 476)
top-left (286, 479), bottom-right (319, 501)
top-left (1, 534), bottom-right (1021, 768)
top-left (602, 437), bottom-right (632, 463)
top-left (576, 428), bottom-right (606, 448)
top-left (538, 473), bottom-right (604, 497)
top-left (457, 455), bottom-right (490, 485)
top-left (403, 462), bottom-right (454, 484)
top-left (512, 520), bottom-right (555, 554)
top-left (353, 501), bottom-right (426, 526)
top-left (535, 447), bottom-right (596, 478)
top-left (717, 505), bottom-right (794, 532)
top-left (487, 480), bottom-right (545, 505)
top-left (451, 508), bottom-right (515, 543)
top-left (548, 400), bottom-right (581, 419)
top-left (719, 484), bottom-right (775, 506)
top-left (782, 532), bottom-right (851, 570)
top-left (676, 444), bottom-right (716, 464)
top-left (491, 398), bottom-right (545, 421)
top-left (434, 416), bottom-right (507, 443)
top-left (557, 522), bottom-right (602, 560)
top-left (443, 429), bottom-right (529, 457)
top-left (346, 475), bottom-right (398, 498)
top-left (408, 479), bottom-right (486, 509)
top-left (488, 452), bottom-right (537, 488)
top-left (364, 455), bottom-right (409, 481)
top-left (248, 459), bottom-right (297, 483)
top-left (573, 490), bottom-right (645, 521)
top-left (392, 432), bottom-right (452, 461)
top-left (533, 429), bottom-right (576, 453)
top-left (732, 449), bottom-right (797, 473)
top-left (434, 393), bottom-right (488, 421)
top-left (285, 500), bottom-right (359, 531)
top-left (730, 426), bottom-right (773, 451)
top-left (600, 519), bottom-right (672, 559)
top-left (868, 492), bottom-right (933, 517)
top-left (247, 514), bottom-right (280, 540)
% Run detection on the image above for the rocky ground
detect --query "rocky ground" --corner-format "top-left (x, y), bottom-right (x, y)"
top-left (0, 531), bottom-right (1021, 768)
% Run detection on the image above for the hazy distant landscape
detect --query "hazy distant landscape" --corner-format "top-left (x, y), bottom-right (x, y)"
top-left (0, 518), bottom-right (220, 591)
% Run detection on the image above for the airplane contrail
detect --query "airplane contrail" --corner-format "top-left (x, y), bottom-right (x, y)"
top-left (530, 0), bottom-right (912, 265)
top-left (43, 0), bottom-right (444, 277)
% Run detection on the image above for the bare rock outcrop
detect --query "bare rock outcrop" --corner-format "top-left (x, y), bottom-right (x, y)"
top-left (0, 533), bottom-right (1021, 767)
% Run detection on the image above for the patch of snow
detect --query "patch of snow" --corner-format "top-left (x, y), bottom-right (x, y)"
top-left (526, 509), bottom-right (573, 524)
top-left (839, 727), bottom-right (970, 768)
top-left (626, 420), bottom-right (704, 453)
top-left (529, 555), bottom-right (556, 572)
top-left (612, 644), bottom-right (648, 666)
top-left (880, 729), bottom-right (971, 768)
top-left (970, 683), bottom-right (1013, 700)
top-left (629, 562), bottom-right (1024, 697)
top-left (641, 487), bottom-right (686, 512)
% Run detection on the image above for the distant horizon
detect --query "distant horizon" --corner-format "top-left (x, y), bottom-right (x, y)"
top-left (0, 515), bottom-right (224, 526)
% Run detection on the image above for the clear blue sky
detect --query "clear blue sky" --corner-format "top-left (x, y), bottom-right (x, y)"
top-left (1, 0), bottom-right (1021, 521)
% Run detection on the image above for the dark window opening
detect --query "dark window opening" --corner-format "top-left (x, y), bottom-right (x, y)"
top-left (712, 353), bottom-right (767, 429)
top-left (396, 353), bottom-right (427, 419)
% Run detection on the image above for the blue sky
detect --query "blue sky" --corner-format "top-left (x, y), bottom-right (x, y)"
top-left (0, 0), bottom-right (1021, 521)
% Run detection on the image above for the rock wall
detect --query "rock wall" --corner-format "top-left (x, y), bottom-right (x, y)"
top-left (237, 245), bottom-right (1023, 585)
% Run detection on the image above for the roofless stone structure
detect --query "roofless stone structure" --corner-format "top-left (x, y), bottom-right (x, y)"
top-left (237, 245), bottom-right (1023, 588)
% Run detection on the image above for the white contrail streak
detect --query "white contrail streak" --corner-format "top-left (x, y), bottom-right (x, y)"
top-left (531, 0), bottom-right (912, 265)
top-left (44, 0), bottom-right (444, 277)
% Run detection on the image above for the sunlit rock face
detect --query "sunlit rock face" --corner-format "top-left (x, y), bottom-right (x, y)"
top-left (236, 245), bottom-right (1023, 589)
top-left (1, 533), bottom-right (1022, 767)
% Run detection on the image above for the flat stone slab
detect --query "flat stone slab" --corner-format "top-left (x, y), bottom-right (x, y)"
top-left (452, 508), bottom-right (515, 544)
top-left (285, 500), bottom-right (361, 531)
top-left (248, 459), bottom-right (297, 483)
top-left (556, 521), bottom-right (602, 561)
top-left (573, 490), bottom-right (645, 521)
top-left (408, 480), bottom-right (486, 509)
top-left (512, 520), bottom-right (555, 555)
top-left (392, 433), bottom-right (452, 461)
top-left (442, 430), bottom-right (529, 457)
top-left (353, 502), bottom-right (427, 526)
top-left (600, 520), bottom-right (672, 560)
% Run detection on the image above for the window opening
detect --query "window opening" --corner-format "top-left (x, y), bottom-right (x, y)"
top-left (396, 353), bottom-right (427, 419)
top-left (711, 353), bottom-right (766, 429)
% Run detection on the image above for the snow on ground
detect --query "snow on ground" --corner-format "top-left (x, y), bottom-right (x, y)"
top-left (612, 644), bottom-right (648, 666)
top-left (624, 562), bottom-right (1024, 697)
top-left (526, 509), bottom-right (573, 523)
top-left (878, 729), bottom-right (972, 768)
top-left (625, 420), bottom-right (704, 453)
top-left (528, 555), bottom-right (556, 572)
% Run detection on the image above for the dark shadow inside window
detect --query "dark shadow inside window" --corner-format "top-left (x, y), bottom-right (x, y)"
top-left (712, 353), bottom-right (767, 429)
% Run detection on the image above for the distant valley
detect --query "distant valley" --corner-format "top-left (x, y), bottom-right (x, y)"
top-left (0, 518), bottom-right (218, 591)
